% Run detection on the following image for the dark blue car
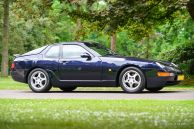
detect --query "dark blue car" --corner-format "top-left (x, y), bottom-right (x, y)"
top-left (11, 42), bottom-right (184, 93)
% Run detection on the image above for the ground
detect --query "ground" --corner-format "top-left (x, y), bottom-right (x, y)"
top-left (0, 77), bottom-right (194, 129)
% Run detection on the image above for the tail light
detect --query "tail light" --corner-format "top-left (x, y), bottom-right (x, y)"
top-left (11, 63), bottom-right (15, 69)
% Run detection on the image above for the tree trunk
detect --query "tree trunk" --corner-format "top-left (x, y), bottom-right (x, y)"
top-left (145, 41), bottom-right (150, 59)
top-left (110, 33), bottom-right (116, 51)
top-left (74, 18), bottom-right (82, 41)
top-left (1, 0), bottom-right (9, 77)
top-left (187, 0), bottom-right (194, 20)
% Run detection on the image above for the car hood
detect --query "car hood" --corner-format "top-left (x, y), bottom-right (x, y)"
top-left (104, 55), bottom-right (177, 66)
top-left (104, 55), bottom-right (155, 63)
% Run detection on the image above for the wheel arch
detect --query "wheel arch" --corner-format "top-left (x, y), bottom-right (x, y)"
top-left (116, 64), bottom-right (146, 86)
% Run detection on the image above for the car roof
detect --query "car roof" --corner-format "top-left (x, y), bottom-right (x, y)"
top-left (53, 41), bottom-right (100, 46)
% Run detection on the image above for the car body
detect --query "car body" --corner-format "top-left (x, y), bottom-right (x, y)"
top-left (11, 42), bottom-right (184, 93)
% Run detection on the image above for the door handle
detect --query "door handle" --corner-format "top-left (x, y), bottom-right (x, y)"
top-left (60, 60), bottom-right (68, 64)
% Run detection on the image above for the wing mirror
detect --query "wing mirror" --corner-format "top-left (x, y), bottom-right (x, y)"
top-left (81, 53), bottom-right (91, 60)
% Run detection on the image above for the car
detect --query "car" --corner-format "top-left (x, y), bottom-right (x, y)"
top-left (11, 42), bottom-right (184, 93)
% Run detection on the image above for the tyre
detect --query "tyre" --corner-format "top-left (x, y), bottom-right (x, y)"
top-left (119, 67), bottom-right (145, 93)
top-left (59, 87), bottom-right (77, 92)
top-left (28, 68), bottom-right (52, 93)
top-left (146, 87), bottom-right (163, 92)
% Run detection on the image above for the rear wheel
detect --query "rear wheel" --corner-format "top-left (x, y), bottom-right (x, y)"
top-left (28, 68), bottom-right (52, 93)
top-left (59, 87), bottom-right (77, 92)
top-left (146, 87), bottom-right (163, 92)
top-left (119, 67), bottom-right (145, 93)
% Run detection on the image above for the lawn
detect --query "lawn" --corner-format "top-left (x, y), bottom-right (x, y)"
top-left (0, 99), bottom-right (194, 129)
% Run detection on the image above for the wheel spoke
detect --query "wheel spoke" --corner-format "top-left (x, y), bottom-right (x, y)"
top-left (132, 73), bottom-right (138, 78)
top-left (128, 82), bottom-right (133, 87)
top-left (124, 78), bottom-right (129, 83)
top-left (133, 79), bottom-right (140, 84)
top-left (39, 82), bottom-right (44, 88)
top-left (32, 76), bottom-right (36, 80)
top-left (38, 73), bottom-right (41, 78)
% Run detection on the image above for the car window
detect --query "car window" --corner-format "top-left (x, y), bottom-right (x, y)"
top-left (62, 45), bottom-right (88, 59)
top-left (23, 46), bottom-right (47, 55)
top-left (45, 45), bottom-right (60, 58)
top-left (84, 42), bottom-right (118, 56)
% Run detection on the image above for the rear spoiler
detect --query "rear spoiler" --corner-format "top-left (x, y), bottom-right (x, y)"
top-left (13, 54), bottom-right (20, 58)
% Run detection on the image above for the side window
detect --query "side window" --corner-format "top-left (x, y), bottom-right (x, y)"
top-left (45, 45), bottom-right (60, 58)
top-left (63, 45), bottom-right (88, 59)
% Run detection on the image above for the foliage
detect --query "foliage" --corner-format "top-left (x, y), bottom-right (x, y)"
top-left (159, 42), bottom-right (194, 75)
top-left (65, 0), bottom-right (188, 38)
top-left (0, 0), bottom-right (194, 75)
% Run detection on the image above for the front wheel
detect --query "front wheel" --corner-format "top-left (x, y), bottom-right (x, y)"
top-left (28, 68), bottom-right (52, 93)
top-left (146, 87), bottom-right (163, 92)
top-left (119, 67), bottom-right (145, 93)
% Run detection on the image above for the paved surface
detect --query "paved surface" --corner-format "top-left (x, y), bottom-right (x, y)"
top-left (0, 90), bottom-right (194, 100)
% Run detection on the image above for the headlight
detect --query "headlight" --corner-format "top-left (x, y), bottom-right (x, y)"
top-left (156, 62), bottom-right (165, 68)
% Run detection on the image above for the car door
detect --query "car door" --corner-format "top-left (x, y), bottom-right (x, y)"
top-left (59, 44), bottom-right (102, 82)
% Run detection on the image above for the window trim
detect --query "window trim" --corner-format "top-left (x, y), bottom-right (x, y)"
top-left (62, 44), bottom-right (94, 59)
top-left (44, 45), bottom-right (60, 59)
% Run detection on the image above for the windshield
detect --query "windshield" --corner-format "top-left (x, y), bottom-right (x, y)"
top-left (84, 42), bottom-right (118, 56)
top-left (23, 46), bottom-right (47, 55)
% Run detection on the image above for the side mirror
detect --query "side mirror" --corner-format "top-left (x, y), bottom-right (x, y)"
top-left (81, 53), bottom-right (91, 60)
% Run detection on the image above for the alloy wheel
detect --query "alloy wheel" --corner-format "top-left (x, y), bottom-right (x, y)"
top-left (30, 71), bottom-right (47, 90)
top-left (122, 70), bottom-right (142, 90)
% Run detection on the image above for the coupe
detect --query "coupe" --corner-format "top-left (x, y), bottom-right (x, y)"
top-left (11, 42), bottom-right (184, 93)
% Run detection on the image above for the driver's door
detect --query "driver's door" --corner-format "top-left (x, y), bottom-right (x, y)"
top-left (59, 44), bottom-right (102, 82)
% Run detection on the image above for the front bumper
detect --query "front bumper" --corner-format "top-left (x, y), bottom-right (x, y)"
top-left (145, 67), bottom-right (183, 88)
top-left (147, 74), bottom-right (182, 88)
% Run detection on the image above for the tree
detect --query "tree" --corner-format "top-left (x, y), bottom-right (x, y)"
top-left (1, 0), bottom-right (9, 77)
top-left (65, 0), bottom-right (188, 51)
top-left (110, 33), bottom-right (116, 51)
top-left (187, 0), bottom-right (194, 20)
top-left (66, 0), bottom-right (188, 35)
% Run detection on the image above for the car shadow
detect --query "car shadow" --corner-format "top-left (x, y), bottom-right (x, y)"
top-left (23, 90), bottom-right (185, 94)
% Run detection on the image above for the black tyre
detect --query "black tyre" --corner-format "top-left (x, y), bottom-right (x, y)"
top-left (59, 87), bottom-right (77, 92)
top-left (146, 87), bottom-right (163, 92)
top-left (28, 68), bottom-right (52, 93)
top-left (119, 67), bottom-right (146, 93)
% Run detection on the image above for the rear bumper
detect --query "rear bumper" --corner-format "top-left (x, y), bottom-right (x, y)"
top-left (11, 70), bottom-right (26, 83)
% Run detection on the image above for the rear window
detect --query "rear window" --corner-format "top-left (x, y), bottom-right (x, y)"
top-left (23, 46), bottom-right (47, 55)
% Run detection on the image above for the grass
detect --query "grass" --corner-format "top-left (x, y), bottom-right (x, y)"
top-left (0, 76), bottom-right (194, 91)
top-left (0, 77), bottom-right (28, 90)
top-left (0, 99), bottom-right (194, 129)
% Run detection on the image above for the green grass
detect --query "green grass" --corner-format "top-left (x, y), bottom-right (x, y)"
top-left (0, 99), bottom-right (194, 129)
top-left (0, 77), bottom-right (194, 91)
top-left (0, 77), bottom-right (28, 90)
